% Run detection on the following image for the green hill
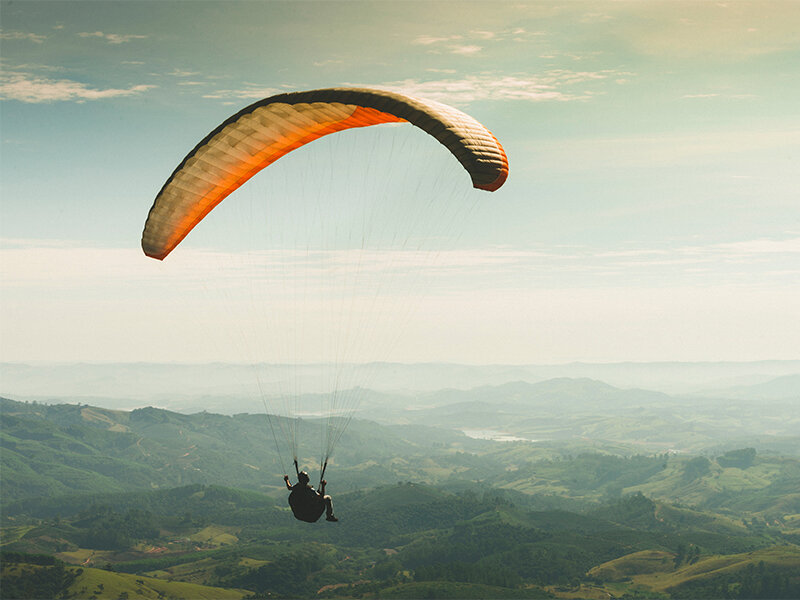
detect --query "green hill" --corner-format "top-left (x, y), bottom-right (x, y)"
top-left (375, 581), bottom-right (552, 598)
top-left (5, 395), bottom-right (800, 541)
top-left (0, 555), bottom-right (249, 599)
top-left (2, 480), bottom-right (796, 599)
top-left (67, 564), bottom-right (249, 599)
top-left (631, 545), bottom-right (800, 596)
top-left (583, 545), bottom-right (800, 599)
top-left (4, 381), bottom-right (800, 600)
top-left (588, 549), bottom-right (675, 580)
top-left (1, 397), bottom-right (446, 504)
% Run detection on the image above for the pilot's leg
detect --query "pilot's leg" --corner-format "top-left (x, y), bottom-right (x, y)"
top-left (324, 495), bottom-right (337, 522)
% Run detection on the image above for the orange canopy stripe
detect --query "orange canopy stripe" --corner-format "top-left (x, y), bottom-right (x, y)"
top-left (146, 106), bottom-right (404, 260)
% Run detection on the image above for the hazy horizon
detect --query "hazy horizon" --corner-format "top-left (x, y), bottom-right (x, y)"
top-left (3, 360), bottom-right (798, 409)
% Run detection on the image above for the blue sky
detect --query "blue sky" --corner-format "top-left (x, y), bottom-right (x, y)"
top-left (1, 0), bottom-right (799, 364)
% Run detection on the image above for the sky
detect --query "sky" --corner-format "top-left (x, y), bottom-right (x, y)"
top-left (1, 0), bottom-right (799, 365)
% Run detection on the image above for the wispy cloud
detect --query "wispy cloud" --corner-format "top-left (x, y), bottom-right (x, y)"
top-left (576, 238), bottom-right (800, 287)
top-left (371, 71), bottom-right (627, 104)
top-left (682, 92), bottom-right (757, 100)
top-left (168, 68), bottom-right (200, 77)
top-left (412, 35), bottom-right (461, 45)
top-left (528, 128), bottom-right (799, 172)
top-left (412, 34), bottom-right (484, 56)
top-left (0, 30), bottom-right (47, 43)
top-left (539, 50), bottom-right (604, 62)
top-left (580, 12), bottom-right (614, 23)
top-left (682, 93), bottom-right (719, 99)
top-left (4, 238), bottom-right (797, 363)
top-left (202, 85), bottom-right (285, 101)
top-left (451, 45), bottom-right (482, 55)
top-left (0, 71), bottom-right (155, 103)
top-left (471, 30), bottom-right (496, 40)
top-left (5, 62), bottom-right (64, 73)
top-left (313, 59), bottom-right (343, 67)
top-left (413, 27), bottom-right (544, 55)
top-left (712, 238), bottom-right (800, 256)
top-left (78, 31), bottom-right (147, 44)
top-left (7, 237), bottom-right (796, 292)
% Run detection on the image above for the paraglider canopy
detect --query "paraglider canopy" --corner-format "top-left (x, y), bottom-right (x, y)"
top-left (141, 87), bottom-right (508, 261)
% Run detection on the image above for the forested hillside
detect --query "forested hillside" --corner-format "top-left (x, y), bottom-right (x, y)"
top-left (3, 483), bottom-right (799, 599)
top-left (2, 389), bottom-right (799, 598)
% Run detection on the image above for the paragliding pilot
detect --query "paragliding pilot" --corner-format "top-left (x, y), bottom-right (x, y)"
top-left (284, 462), bottom-right (338, 522)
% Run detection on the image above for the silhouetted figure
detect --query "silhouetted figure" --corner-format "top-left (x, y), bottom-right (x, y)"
top-left (284, 471), bottom-right (338, 522)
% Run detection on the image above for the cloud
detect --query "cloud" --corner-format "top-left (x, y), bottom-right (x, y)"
top-left (0, 241), bottom-right (530, 302)
top-left (0, 71), bottom-right (155, 103)
top-left (681, 92), bottom-right (757, 100)
top-left (580, 12), bottom-right (614, 23)
top-left (527, 128), bottom-right (800, 173)
top-left (78, 31), bottom-right (147, 44)
top-left (471, 30), bottom-right (496, 40)
top-left (313, 59), bottom-right (343, 67)
top-left (371, 71), bottom-right (626, 104)
top-left (451, 45), bottom-right (482, 55)
top-left (712, 238), bottom-right (800, 256)
top-left (0, 30), bottom-right (46, 43)
top-left (412, 34), bottom-right (484, 56)
top-left (539, 50), bottom-right (603, 62)
top-left (168, 69), bottom-right (200, 77)
top-left (5, 62), bottom-right (64, 72)
top-left (4, 238), bottom-right (797, 363)
top-left (202, 85), bottom-right (284, 100)
top-left (576, 238), bottom-right (800, 287)
top-left (412, 35), bottom-right (460, 45)
top-left (4, 237), bottom-right (797, 300)
top-left (414, 27), bottom-right (544, 54)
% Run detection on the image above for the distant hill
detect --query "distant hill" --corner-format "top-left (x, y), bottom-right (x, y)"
top-left (384, 377), bottom-right (799, 450)
top-left (410, 377), bottom-right (670, 411)
top-left (3, 361), bottom-right (798, 408)
top-left (4, 384), bottom-right (800, 511)
top-left (1, 396), bottom-right (457, 504)
top-left (697, 374), bottom-right (800, 401)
